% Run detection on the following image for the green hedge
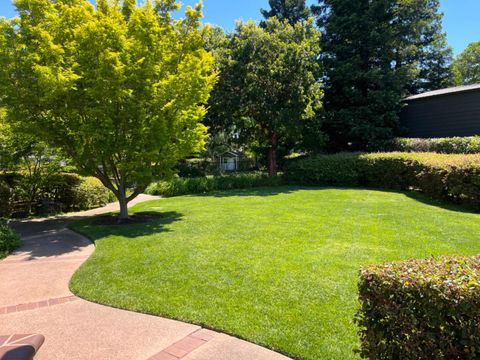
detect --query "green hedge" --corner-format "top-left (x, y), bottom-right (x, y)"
top-left (394, 137), bottom-right (480, 154)
top-left (0, 220), bottom-right (20, 258)
top-left (43, 173), bottom-right (110, 212)
top-left (284, 152), bottom-right (480, 209)
top-left (146, 172), bottom-right (285, 197)
top-left (356, 256), bottom-right (480, 359)
top-left (0, 173), bottom-right (110, 218)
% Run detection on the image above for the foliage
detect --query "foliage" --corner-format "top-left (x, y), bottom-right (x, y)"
top-left (204, 17), bottom-right (323, 176)
top-left (43, 173), bottom-right (110, 212)
top-left (0, 117), bottom-right (65, 214)
top-left (284, 152), bottom-right (480, 209)
top-left (0, 220), bottom-right (20, 259)
top-left (394, 0), bottom-right (454, 94)
top-left (260, 0), bottom-right (311, 26)
top-left (453, 41), bottom-right (480, 85)
top-left (0, 179), bottom-right (13, 218)
top-left (0, 173), bottom-right (109, 217)
top-left (71, 187), bottom-right (480, 359)
top-left (146, 172), bottom-right (285, 197)
top-left (393, 137), bottom-right (480, 154)
top-left (0, 0), bottom-right (216, 218)
top-left (314, 0), bottom-right (452, 151)
top-left (356, 256), bottom-right (480, 359)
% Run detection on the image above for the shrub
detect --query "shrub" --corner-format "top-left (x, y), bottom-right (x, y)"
top-left (393, 137), bottom-right (480, 154)
top-left (284, 152), bottom-right (480, 209)
top-left (0, 179), bottom-right (13, 218)
top-left (0, 220), bottom-right (20, 258)
top-left (146, 172), bottom-right (285, 197)
top-left (356, 256), bottom-right (480, 359)
top-left (282, 153), bottom-right (362, 187)
top-left (43, 173), bottom-right (110, 212)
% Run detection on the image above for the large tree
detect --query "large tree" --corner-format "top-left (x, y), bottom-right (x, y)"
top-left (260, 0), bottom-right (311, 26)
top-left (314, 0), bottom-right (408, 151)
top-left (314, 0), bottom-right (453, 151)
top-left (0, 0), bottom-right (216, 219)
top-left (453, 41), bottom-right (480, 86)
top-left (392, 0), bottom-right (453, 94)
top-left (206, 18), bottom-right (322, 176)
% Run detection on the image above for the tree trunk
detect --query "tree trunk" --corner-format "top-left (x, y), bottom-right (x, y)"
top-left (118, 192), bottom-right (129, 220)
top-left (268, 133), bottom-right (278, 177)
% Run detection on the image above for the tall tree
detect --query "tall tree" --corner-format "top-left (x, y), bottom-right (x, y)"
top-left (314, 0), bottom-right (453, 151)
top-left (314, 0), bottom-right (408, 151)
top-left (393, 0), bottom-right (453, 94)
top-left (453, 41), bottom-right (480, 85)
top-left (261, 0), bottom-right (310, 26)
top-left (0, 0), bottom-right (216, 219)
top-left (206, 18), bottom-right (323, 176)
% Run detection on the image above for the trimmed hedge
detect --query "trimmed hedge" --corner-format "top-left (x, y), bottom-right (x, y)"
top-left (0, 220), bottom-right (20, 258)
top-left (284, 152), bottom-right (480, 209)
top-left (146, 172), bottom-right (285, 197)
top-left (356, 256), bottom-right (480, 359)
top-left (393, 137), bottom-right (480, 154)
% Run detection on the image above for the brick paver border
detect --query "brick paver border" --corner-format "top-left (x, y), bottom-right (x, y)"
top-left (0, 295), bottom-right (79, 315)
top-left (148, 328), bottom-right (217, 360)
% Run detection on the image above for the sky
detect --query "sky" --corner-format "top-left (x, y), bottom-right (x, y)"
top-left (0, 0), bottom-right (479, 55)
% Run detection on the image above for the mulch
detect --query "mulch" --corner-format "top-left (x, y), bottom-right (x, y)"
top-left (92, 212), bottom-right (163, 226)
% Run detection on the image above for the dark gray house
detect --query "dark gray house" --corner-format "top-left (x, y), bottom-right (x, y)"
top-left (400, 84), bottom-right (480, 138)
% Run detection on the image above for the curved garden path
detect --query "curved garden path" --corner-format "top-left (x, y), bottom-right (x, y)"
top-left (0, 195), bottom-right (290, 360)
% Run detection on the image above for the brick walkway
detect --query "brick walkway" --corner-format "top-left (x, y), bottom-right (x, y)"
top-left (0, 196), bottom-right (290, 360)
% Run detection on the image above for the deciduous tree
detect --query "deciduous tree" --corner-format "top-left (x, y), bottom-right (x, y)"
top-left (206, 18), bottom-right (323, 176)
top-left (453, 41), bottom-right (480, 86)
top-left (0, 0), bottom-right (216, 219)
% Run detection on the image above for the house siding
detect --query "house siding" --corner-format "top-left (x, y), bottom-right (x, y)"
top-left (400, 89), bottom-right (480, 138)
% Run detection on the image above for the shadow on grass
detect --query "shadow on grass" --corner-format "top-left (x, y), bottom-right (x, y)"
top-left (193, 185), bottom-right (479, 215)
top-left (194, 185), bottom-right (300, 198)
top-left (71, 211), bottom-right (184, 240)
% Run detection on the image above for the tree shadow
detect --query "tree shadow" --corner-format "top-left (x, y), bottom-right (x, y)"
top-left (192, 185), bottom-right (480, 215)
top-left (10, 216), bottom-right (95, 260)
top-left (72, 211), bottom-right (184, 240)
top-left (194, 185), bottom-right (300, 198)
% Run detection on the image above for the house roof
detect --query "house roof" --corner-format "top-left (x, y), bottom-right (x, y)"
top-left (405, 84), bottom-right (480, 101)
top-left (220, 151), bottom-right (242, 157)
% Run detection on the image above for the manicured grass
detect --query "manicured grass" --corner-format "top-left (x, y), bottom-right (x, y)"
top-left (70, 187), bottom-right (480, 359)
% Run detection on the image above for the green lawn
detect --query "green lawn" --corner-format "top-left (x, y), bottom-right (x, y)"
top-left (70, 187), bottom-right (480, 359)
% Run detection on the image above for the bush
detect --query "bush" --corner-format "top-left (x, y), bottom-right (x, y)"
top-left (43, 173), bottom-right (110, 212)
top-left (284, 152), bottom-right (480, 209)
top-left (146, 172), bottom-right (285, 197)
top-left (0, 179), bottom-right (13, 218)
top-left (356, 256), bottom-right (480, 359)
top-left (393, 137), bottom-right (480, 154)
top-left (0, 220), bottom-right (20, 258)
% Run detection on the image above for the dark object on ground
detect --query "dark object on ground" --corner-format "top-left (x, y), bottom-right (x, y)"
top-left (0, 334), bottom-right (45, 360)
top-left (92, 212), bottom-right (163, 226)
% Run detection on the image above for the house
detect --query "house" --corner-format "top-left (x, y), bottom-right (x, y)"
top-left (400, 84), bottom-right (480, 138)
top-left (218, 151), bottom-right (242, 172)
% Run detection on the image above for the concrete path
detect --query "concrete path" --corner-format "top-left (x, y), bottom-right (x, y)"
top-left (0, 195), bottom-right (290, 360)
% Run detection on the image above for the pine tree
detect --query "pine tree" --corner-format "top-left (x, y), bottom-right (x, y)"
top-left (314, 0), bottom-right (453, 151)
top-left (261, 0), bottom-right (311, 26)
top-left (314, 0), bottom-right (407, 151)
top-left (393, 0), bottom-right (453, 94)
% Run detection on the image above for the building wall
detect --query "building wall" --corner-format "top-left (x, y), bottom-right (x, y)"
top-left (400, 90), bottom-right (480, 138)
